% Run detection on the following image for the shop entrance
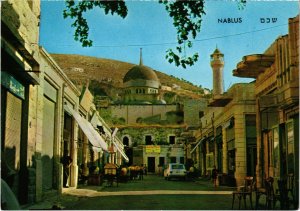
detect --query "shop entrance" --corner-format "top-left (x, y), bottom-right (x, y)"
top-left (147, 157), bottom-right (155, 173)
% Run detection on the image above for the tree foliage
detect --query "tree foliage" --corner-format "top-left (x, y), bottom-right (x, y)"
top-left (159, 0), bottom-right (205, 68)
top-left (63, 0), bottom-right (127, 47)
top-left (63, 0), bottom-right (246, 69)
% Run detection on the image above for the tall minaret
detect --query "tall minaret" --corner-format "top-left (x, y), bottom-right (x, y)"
top-left (210, 47), bottom-right (224, 97)
top-left (139, 48), bottom-right (143, 65)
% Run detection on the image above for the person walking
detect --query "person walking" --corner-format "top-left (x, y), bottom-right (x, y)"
top-left (62, 153), bottom-right (73, 188)
top-left (212, 165), bottom-right (218, 188)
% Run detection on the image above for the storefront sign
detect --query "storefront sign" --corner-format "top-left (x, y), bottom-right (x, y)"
top-left (1, 72), bottom-right (25, 99)
top-left (146, 145), bottom-right (161, 154)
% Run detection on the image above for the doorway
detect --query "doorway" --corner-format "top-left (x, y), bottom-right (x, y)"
top-left (147, 157), bottom-right (155, 173)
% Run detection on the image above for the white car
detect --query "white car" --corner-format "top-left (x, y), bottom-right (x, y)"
top-left (164, 163), bottom-right (187, 180)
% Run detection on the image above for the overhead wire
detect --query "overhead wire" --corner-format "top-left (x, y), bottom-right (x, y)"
top-left (40, 23), bottom-right (288, 48)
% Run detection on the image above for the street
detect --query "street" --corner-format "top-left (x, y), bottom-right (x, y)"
top-left (63, 174), bottom-right (237, 210)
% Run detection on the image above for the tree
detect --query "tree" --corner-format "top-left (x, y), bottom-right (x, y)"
top-left (63, 0), bottom-right (246, 68)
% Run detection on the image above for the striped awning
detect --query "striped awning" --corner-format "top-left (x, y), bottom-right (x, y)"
top-left (65, 104), bottom-right (108, 152)
top-left (190, 137), bottom-right (205, 154)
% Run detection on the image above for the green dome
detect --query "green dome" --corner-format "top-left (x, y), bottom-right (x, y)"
top-left (123, 65), bottom-right (159, 83)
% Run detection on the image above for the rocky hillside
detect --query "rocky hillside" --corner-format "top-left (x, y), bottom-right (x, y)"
top-left (50, 54), bottom-right (208, 100)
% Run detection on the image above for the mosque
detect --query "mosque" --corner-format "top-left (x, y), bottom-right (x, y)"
top-left (109, 49), bottom-right (206, 173)
top-left (122, 49), bottom-right (166, 105)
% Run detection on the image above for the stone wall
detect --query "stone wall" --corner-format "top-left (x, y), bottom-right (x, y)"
top-left (117, 126), bottom-right (184, 146)
top-left (184, 99), bottom-right (207, 127)
top-left (111, 104), bottom-right (177, 124)
top-left (1, 0), bottom-right (40, 61)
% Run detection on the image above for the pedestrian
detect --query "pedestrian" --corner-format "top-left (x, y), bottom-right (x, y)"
top-left (144, 164), bottom-right (147, 175)
top-left (139, 164), bottom-right (144, 180)
top-left (61, 153), bottom-right (72, 188)
top-left (212, 165), bottom-right (218, 188)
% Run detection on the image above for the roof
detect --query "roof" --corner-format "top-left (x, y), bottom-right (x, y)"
top-left (212, 48), bottom-right (223, 56)
top-left (123, 65), bottom-right (159, 83)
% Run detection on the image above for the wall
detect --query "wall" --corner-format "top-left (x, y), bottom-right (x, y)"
top-left (1, 0), bottom-right (40, 62)
top-left (118, 126), bottom-right (184, 146)
top-left (184, 99), bottom-right (207, 127)
top-left (111, 104), bottom-right (177, 124)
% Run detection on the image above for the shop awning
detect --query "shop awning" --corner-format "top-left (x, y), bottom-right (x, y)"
top-left (65, 104), bottom-right (108, 152)
top-left (112, 141), bottom-right (129, 163)
top-left (190, 137), bottom-right (205, 154)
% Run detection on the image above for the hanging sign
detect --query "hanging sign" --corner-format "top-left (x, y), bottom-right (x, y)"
top-left (1, 72), bottom-right (25, 99)
top-left (146, 145), bottom-right (161, 154)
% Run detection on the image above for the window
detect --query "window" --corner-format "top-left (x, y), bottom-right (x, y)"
top-left (272, 127), bottom-right (280, 177)
top-left (228, 150), bottom-right (235, 174)
top-left (123, 136), bottom-right (129, 147)
top-left (180, 157), bottom-right (184, 164)
top-left (169, 135), bottom-right (175, 144)
top-left (159, 157), bottom-right (165, 166)
top-left (145, 135), bottom-right (153, 145)
top-left (170, 157), bottom-right (176, 163)
top-left (286, 121), bottom-right (295, 174)
top-left (171, 164), bottom-right (185, 169)
top-left (199, 111), bottom-right (204, 118)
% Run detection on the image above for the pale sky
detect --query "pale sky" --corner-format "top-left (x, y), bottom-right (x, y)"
top-left (40, 1), bottom-right (299, 90)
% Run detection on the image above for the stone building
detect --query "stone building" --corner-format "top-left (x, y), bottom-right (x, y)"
top-left (190, 48), bottom-right (257, 187)
top-left (1, 0), bottom-right (41, 204)
top-left (1, 1), bottom-right (116, 205)
top-left (117, 126), bottom-right (185, 172)
top-left (233, 15), bottom-right (299, 205)
top-left (103, 51), bottom-right (208, 172)
top-left (192, 83), bottom-right (256, 187)
top-left (122, 49), bottom-right (163, 104)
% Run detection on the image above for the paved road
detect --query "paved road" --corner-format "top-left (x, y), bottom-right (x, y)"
top-left (61, 174), bottom-right (239, 210)
top-left (24, 175), bottom-right (272, 210)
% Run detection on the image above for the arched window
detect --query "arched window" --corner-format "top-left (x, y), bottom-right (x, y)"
top-left (123, 136), bottom-right (129, 147)
top-left (145, 135), bottom-right (153, 145)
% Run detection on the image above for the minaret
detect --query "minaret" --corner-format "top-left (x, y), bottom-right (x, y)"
top-left (210, 47), bottom-right (224, 97)
top-left (139, 48), bottom-right (143, 65)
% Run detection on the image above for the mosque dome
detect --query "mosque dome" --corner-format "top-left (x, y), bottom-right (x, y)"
top-left (123, 65), bottom-right (159, 83)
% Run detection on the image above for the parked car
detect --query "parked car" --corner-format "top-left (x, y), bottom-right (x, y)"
top-left (164, 163), bottom-right (187, 180)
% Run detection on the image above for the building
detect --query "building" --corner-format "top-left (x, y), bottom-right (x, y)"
top-left (110, 52), bottom-right (188, 171)
top-left (1, 0), bottom-right (41, 204)
top-left (193, 83), bottom-right (256, 187)
top-left (97, 51), bottom-right (207, 172)
top-left (1, 1), bottom-right (118, 205)
top-left (190, 48), bottom-right (257, 187)
top-left (233, 15), bottom-right (299, 205)
top-left (122, 49), bottom-right (162, 105)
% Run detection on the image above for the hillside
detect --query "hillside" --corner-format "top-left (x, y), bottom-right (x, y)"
top-left (50, 54), bottom-right (208, 99)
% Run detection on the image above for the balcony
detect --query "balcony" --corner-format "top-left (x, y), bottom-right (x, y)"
top-left (208, 95), bottom-right (232, 107)
top-left (233, 54), bottom-right (275, 78)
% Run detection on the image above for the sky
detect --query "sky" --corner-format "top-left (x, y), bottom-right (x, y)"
top-left (39, 1), bottom-right (299, 90)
